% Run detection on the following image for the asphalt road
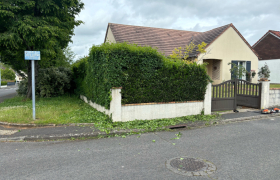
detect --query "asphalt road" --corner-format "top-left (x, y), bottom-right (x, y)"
top-left (1, 117), bottom-right (280, 180)
top-left (0, 85), bottom-right (18, 103)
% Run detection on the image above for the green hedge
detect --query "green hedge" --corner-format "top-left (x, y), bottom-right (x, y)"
top-left (1, 81), bottom-right (7, 85)
top-left (71, 57), bottom-right (88, 95)
top-left (76, 42), bottom-right (210, 109)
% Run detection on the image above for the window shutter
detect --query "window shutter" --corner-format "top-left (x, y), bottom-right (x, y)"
top-left (231, 61), bottom-right (238, 79)
top-left (246, 61), bottom-right (251, 81)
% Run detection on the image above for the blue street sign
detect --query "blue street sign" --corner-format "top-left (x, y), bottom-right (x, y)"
top-left (25, 51), bottom-right (41, 60)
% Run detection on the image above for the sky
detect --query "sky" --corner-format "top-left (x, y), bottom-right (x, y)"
top-left (69, 0), bottom-right (280, 60)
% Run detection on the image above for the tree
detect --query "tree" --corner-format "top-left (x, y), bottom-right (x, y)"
top-left (0, 0), bottom-right (84, 98)
top-left (228, 62), bottom-right (247, 80)
top-left (61, 46), bottom-right (76, 67)
top-left (170, 41), bottom-right (207, 63)
top-left (2, 68), bottom-right (15, 80)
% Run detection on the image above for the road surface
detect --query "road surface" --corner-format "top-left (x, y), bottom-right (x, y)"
top-left (1, 117), bottom-right (280, 179)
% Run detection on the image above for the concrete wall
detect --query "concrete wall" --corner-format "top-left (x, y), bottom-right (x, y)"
top-left (259, 59), bottom-right (280, 84)
top-left (105, 26), bottom-right (116, 43)
top-left (121, 102), bottom-right (203, 122)
top-left (80, 95), bottom-right (110, 115)
top-left (198, 27), bottom-right (259, 84)
top-left (269, 89), bottom-right (280, 107)
top-left (80, 83), bottom-right (212, 122)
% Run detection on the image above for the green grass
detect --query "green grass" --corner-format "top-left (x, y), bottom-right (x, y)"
top-left (0, 95), bottom-right (219, 133)
top-left (0, 95), bottom-right (109, 125)
top-left (270, 84), bottom-right (280, 89)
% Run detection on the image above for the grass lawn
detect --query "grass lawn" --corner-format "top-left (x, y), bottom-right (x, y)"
top-left (270, 84), bottom-right (280, 89)
top-left (0, 95), bottom-right (219, 133)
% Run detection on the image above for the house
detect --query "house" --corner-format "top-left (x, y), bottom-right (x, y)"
top-left (15, 72), bottom-right (23, 83)
top-left (252, 30), bottom-right (280, 60)
top-left (104, 23), bottom-right (259, 84)
top-left (253, 30), bottom-right (280, 83)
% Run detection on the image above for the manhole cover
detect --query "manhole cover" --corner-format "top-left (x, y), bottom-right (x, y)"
top-left (166, 157), bottom-right (216, 176)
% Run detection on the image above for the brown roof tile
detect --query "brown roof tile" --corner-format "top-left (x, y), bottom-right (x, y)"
top-left (253, 30), bottom-right (280, 60)
top-left (107, 23), bottom-right (257, 58)
top-left (270, 30), bottom-right (280, 38)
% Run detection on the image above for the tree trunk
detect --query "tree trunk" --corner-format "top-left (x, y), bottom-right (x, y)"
top-left (26, 60), bottom-right (39, 99)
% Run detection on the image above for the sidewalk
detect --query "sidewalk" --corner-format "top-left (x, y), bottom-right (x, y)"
top-left (1, 108), bottom-right (279, 141)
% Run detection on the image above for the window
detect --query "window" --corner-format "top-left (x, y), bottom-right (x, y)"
top-left (231, 61), bottom-right (251, 81)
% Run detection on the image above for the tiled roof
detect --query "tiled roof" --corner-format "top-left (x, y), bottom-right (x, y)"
top-left (253, 30), bottom-right (280, 48)
top-left (107, 23), bottom-right (257, 58)
top-left (252, 30), bottom-right (280, 60)
top-left (270, 30), bottom-right (280, 38)
top-left (108, 23), bottom-right (200, 56)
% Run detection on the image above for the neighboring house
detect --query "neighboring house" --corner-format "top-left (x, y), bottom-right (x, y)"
top-left (104, 23), bottom-right (259, 84)
top-left (253, 30), bottom-right (280, 60)
top-left (15, 72), bottom-right (23, 83)
top-left (253, 30), bottom-right (280, 83)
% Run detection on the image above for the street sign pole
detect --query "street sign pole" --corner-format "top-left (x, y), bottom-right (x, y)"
top-left (25, 51), bottom-right (40, 120)
top-left (32, 60), bottom-right (35, 120)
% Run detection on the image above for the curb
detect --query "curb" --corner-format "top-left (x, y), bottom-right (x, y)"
top-left (1, 113), bottom-right (280, 142)
top-left (0, 129), bottom-right (144, 142)
top-left (0, 121), bottom-right (95, 128)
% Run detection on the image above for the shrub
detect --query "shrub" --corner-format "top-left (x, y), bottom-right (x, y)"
top-left (37, 67), bottom-right (72, 97)
top-left (258, 63), bottom-right (270, 80)
top-left (17, 79), bottom-right (28, 96)
top-left (76, 42), bottom-right (210, 109)
top-left (2, 68), bottom-right (15, 80)
top-left (17, 67), bottom-right (72, 97)
top-left (1, 81), bottom-right (7, 86)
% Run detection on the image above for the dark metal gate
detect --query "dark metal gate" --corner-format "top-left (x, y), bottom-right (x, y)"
top-left (211, 79), bottom-right (262, 111)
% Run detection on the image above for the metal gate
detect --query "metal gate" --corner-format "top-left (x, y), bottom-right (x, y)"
top-left (211, 79), bottom-right (262, 111)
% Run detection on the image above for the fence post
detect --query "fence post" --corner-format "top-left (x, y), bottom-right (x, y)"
top-left (110, 87), bottom-right (122, 122)
top-left (260, 81), bottom-right (270, 109)
top-left (204, 82), bottom-right (212, 115)
top-left (234, 78), bottom-right (237, 111)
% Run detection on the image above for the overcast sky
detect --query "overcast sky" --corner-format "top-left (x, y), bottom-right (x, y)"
top-left (69, 0), bottom-right (280, 60)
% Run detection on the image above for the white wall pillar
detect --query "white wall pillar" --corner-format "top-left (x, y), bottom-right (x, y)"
top-left (260, 81), bottom-right (270, 109)
top-left (204, 82), bottom-right (212, 115)
top-left (110, 87), bottom-right (122, 122)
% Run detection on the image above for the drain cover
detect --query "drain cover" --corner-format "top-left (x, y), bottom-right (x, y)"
top-left (166, 157), bottom-right (216, 176)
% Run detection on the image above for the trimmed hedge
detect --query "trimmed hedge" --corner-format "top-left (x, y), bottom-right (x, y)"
top-left (1, 81), bottom-right (7, 85)
top-left (71, 57), bottom-right (88, 95)
top-left (77, 42), bottom-right (210, 109)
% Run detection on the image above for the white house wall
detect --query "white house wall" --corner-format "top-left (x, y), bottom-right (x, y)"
top-left (259, 59), bottom-right (280, 84)
top-left (105, 26), bottom-right (116, 43)
top-left (198, 27), bottom-right (259, 83)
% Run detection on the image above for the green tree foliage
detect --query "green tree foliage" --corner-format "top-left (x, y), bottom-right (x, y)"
top-left (0, 0), bottom-right (84, 98)
top-left (1, 68), bottom-right (15, 80)
top-left (170, 41), bottom-right (207, 63)
top-left (228, 62), bottom-right (247, 80)
top-left (74, 42), bottom-right (210, 109)
top-left (258, 63), bottom-right (270, 80)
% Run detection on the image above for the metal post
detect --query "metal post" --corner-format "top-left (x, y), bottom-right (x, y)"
top-left (233, 78), bottom-right (237, 112)
top-left (32, 60), bottom-right (36, 120)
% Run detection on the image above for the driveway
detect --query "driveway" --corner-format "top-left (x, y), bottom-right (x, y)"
top-left (1, 117), bottom-right (280, 179)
